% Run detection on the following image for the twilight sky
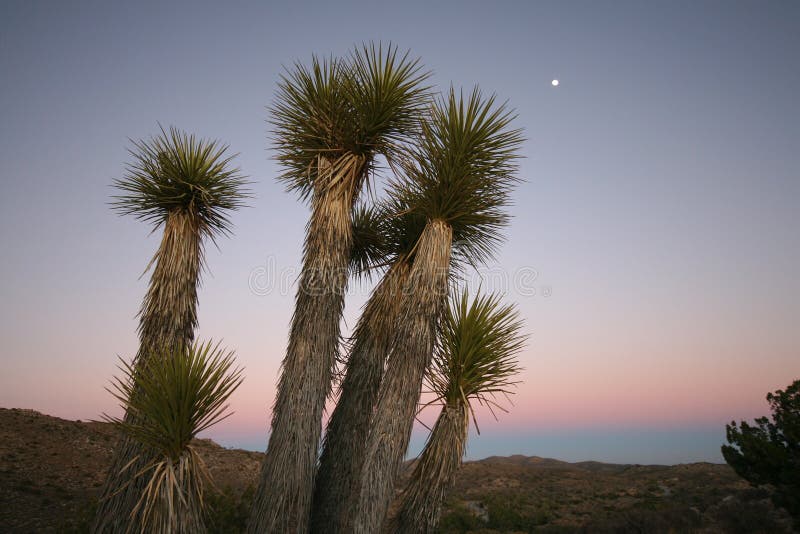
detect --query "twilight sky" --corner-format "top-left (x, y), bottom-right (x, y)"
top-left (1, 0), bottom-right (798, 465)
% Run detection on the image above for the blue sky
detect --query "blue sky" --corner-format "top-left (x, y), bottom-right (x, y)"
top-left (1, 0), bottom-right (798, 464)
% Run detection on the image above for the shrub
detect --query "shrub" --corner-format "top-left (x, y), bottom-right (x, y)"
top-left (722, 379), bottom-right (800, 528)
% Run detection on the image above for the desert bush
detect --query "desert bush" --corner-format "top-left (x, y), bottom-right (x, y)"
top-left (206, 485), bottom-right (254, 533)
top-left (437, 501), bottom-right (486, 533)
top-left (580, 502), bottom-right (700, 533)
top-left (703, 488), bottom-right (793, 534)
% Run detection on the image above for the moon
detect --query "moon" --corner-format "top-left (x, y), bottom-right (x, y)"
top-left (551, 79), bottom-right (559, 87)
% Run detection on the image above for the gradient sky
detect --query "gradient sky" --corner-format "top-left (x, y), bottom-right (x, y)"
top-left (1, 0), bottom-right (798, 465)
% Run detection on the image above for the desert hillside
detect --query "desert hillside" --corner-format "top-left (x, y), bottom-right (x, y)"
top-left (0, 408), bottom-right (792, 533)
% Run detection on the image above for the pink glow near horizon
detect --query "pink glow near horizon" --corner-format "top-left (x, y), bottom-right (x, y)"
top-left (6, 338), bottom-right (792, 446)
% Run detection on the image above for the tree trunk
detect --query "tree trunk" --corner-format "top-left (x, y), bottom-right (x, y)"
top-left (311, 260), bottom-right (412, 532)
top-left (248, 179), bottom-right (353, 533)
top-left (389, 402), bottom-right (469, 533)
top-left (352, 219), bottom-right (452, 533)
top-left (93, 210), bottom-right (202, 533)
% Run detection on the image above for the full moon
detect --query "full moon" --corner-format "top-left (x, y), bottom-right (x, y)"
top-left (551, 79), bottom-right (559, 87)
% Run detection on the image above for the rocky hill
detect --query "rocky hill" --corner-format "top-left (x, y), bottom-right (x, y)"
top-left (0, 408), bottom-right (793, 533)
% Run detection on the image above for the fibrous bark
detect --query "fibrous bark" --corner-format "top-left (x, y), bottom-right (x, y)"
top-left (389, 402), bottom-right (469, 533)
top-left (352, 219), bottom-right (452, 533)
top-left (311, 260), bottom-right (412, 532)
top-left (248, 180), bottom-right (353, 533)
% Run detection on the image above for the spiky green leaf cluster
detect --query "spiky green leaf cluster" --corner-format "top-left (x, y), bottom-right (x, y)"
top-left (346, 43), bottom-right (431, 160)
top-left (112, 126), bottom-right (249, 239)
top-left (391, 87), bottom-right (524, 268)
top-left (427, 289), bottom-right (525, 430)
top-left (270, 43), bottom-right (431, 201)
top-left (103, 340), bottom-right (244, 463)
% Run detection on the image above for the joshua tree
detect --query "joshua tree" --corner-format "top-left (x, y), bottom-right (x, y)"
top-left (391, 289), bottom-right (524, 533)
top-left (103, 341), bottom-right (244, 533)
top-left (94, 127), bottom-right (248, 532)
top-left (352, 88), bottom-right (524, 533)
top-left (247, 44), bottom-right (429, 533)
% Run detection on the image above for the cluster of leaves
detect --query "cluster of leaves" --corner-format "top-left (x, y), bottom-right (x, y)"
top-left (112, 125), bottom-right (250, 242)
top-left (425, 288), bottom-right (525, 432)
top-left (104, 341), bottom-right (243, 463)
top-left (102, 341), bottom-right (244, 532)
top-left (391, 87), bottom-right (523, 269)
top-left (271, 43), bottom-right (431, 202)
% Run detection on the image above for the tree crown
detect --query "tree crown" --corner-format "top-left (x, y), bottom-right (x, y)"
top-left (112, 126), bottom-right (249, 240)
top-left (270, 43), bottom-right (431, 201)
top-left (389, 87), bottom-right (524, 269)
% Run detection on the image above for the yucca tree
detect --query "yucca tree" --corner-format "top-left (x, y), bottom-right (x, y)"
top-left (94, 127), bottom-right (248, 532)
top-left (311, 201), bottom-right (419, 532)
top-left (352, 87), bottom-right (524, 533)
top-left (391, 289), bottom-right (525, 533)
top-left (103, 341), bottom-right (244, 533)
top-left (248, 44), bottom-right (430, 533)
